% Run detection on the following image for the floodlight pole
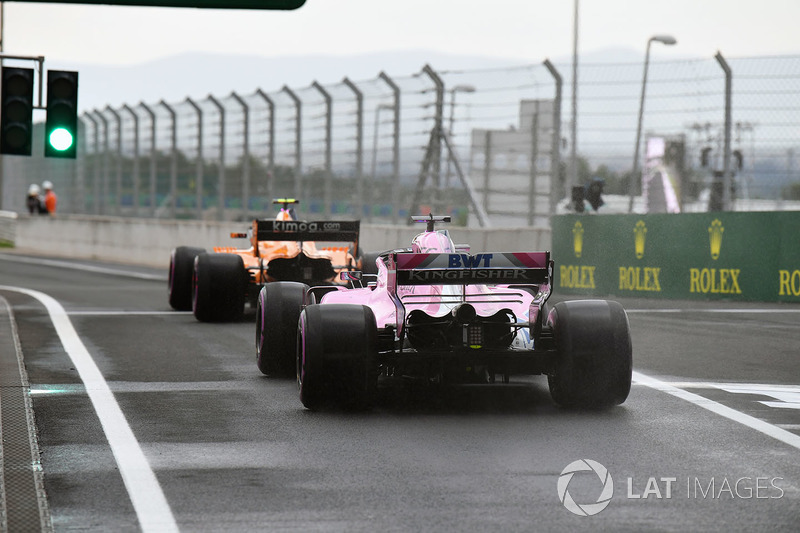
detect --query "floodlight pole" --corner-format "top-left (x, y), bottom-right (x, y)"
top-left (628, 34), bottom-right (677, 213)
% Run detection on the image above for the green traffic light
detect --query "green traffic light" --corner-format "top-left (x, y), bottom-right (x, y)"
top-left (48, 127), bottom-right (73, 151)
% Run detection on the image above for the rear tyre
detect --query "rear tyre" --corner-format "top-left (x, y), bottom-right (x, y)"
top-left (256, 282), bottom-right (309, 376)
top-left (547, 300), bottom-right (632, 409)
top-left (298, 304), bottom-right (378, 410)
top-left (192, 253), bottom-right (247, 322)
top-left (168, 246), bottom-right (205, 310)
top-left (360, 251), bottom-right (383, 276)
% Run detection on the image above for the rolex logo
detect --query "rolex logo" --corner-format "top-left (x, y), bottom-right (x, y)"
top-left (573, 221), bottom-right (584, 258)
top-left (708, 219), bottom-right (724, 260)
top-left (633, 220), bottom-right (647, 259)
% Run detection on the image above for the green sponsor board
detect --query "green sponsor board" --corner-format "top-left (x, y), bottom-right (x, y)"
top-left (552, 212), bottom-right (800, 302)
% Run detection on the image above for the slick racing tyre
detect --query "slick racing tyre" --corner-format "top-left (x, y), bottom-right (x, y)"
top-left (298, 304), bottom-right (378, 410)
top-left (360, 251), bottom-right (383, 276)
top-left (168, 246), bottom-right (205, 311)
top-left (547, 300), bottom-right (632, 409)
top-left (192, 253), bottom-right (247, 322)
top-left (256, 282), bottom-right (309, 376)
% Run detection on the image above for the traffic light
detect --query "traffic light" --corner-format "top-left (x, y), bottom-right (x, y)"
top-left (45, 70), bottom-right (79, 158)
top-left (0, 67), bottom-right (34, 155)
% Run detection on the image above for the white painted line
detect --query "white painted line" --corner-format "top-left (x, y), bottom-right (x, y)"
top-left (0, 286), bottom-right (178, 533)
top-left (660, 382), bottom-right (800, 392)
top-left (0, 254), bottom-right (165, 281)
top-left (633, 371), bottom-right (800, 452)
top-left (760, 401), bottom-right (800, 410)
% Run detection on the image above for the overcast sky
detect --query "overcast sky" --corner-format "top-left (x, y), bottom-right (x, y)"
top-left (3, 0), bottom-right (800, 66)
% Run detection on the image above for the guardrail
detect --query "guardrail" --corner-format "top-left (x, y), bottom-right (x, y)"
top-left (10, 215), bottom-right (551, 268)
top-left (552, 212), bottom-right (800, 302)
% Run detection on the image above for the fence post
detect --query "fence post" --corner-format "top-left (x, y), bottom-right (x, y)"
top-left (281, 85), bottom-right (303, 206)
top-left (93, 109), bottom-right (110, 215)
top-left (105, 106), bottom-right (123, 212)
top-left (138, 101), bottom-right (157, 216)
top-left (421, 64), bottom-right (445, 215)
top-left (544, 59), bottom-right (563, 218)
top-left (483, 130), bottom-right (492, 214)
top-left (159, 100), bottom-right (178, 218)
top-left (185, 97), bottom-right (204, 220)
top-left (342, 78), bottom-right (364, 219)
top-left (83, 112), bottom-right (99, 214)
top-left (122, 104), bottom-right (140, 216)
top-left (311, 81), bottom-right (333, 217)
top-left (207, 94), bottom-right (226, 221)
top-left (255, 89), bottom-right (275, 206)
top-left (76, 117), bottom-right (89, 213)
top-left (715, 51), bottom-right (733, 211)
top-left (528, 105), bottom-right (539, 226)
top-left (231, 92), bottom-right (250, 219)
top-left (378, 71), bottom-right (401, 224)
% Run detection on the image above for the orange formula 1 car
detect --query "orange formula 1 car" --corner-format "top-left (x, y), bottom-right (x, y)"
top-left (168, 199), bottom-right (361, 322)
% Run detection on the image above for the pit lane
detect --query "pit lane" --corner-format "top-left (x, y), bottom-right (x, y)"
top-left (1, 251), bottom-right (799, 532)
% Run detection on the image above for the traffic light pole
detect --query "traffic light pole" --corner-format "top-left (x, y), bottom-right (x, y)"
top-left (0, 53), bottom-right (44, 209)
top-left (0, 53), bottom-right (45, 108)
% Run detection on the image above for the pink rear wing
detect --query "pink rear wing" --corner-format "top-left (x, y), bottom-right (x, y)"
top-left (390, 252), bottom-right (550, 286)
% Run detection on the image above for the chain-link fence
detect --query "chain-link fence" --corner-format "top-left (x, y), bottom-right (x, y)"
top-left (3, 54), bottom-right (799, 225)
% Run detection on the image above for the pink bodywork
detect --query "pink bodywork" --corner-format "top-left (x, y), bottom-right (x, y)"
top-left (320, 229), bottom-right (548, 346)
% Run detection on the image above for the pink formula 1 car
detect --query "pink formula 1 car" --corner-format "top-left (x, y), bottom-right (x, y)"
top-left (256, 215), bottom-right (632, 410)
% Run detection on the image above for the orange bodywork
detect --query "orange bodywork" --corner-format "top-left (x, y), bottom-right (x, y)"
top-left (213, 209), bottom-right (358, 286)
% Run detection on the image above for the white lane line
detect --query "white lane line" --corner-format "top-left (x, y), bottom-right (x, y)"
top-left (0, 285), bottom-right (178, 533)
top-left (0, 253), bottom-right (165, 281)
top-left (633, 371), bottom-right (800, 452)
top-left (663, 382), bottom-right (800, 392)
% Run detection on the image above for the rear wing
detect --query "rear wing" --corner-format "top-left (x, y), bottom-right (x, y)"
top-left (253, 219), bottom-right (360, 244)
top-left (386, 251), bottom-right (554, 343)
top-left (390, 252), bottom-right (551, 286)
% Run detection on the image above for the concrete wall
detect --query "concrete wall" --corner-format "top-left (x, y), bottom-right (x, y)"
top-left (12, 214), bottom-right (552, 268)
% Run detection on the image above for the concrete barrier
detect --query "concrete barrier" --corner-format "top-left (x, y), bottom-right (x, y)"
top-left (0, 211), bottom-right (17, 246)
top-left (11, 214), bottom-right (552, 268)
